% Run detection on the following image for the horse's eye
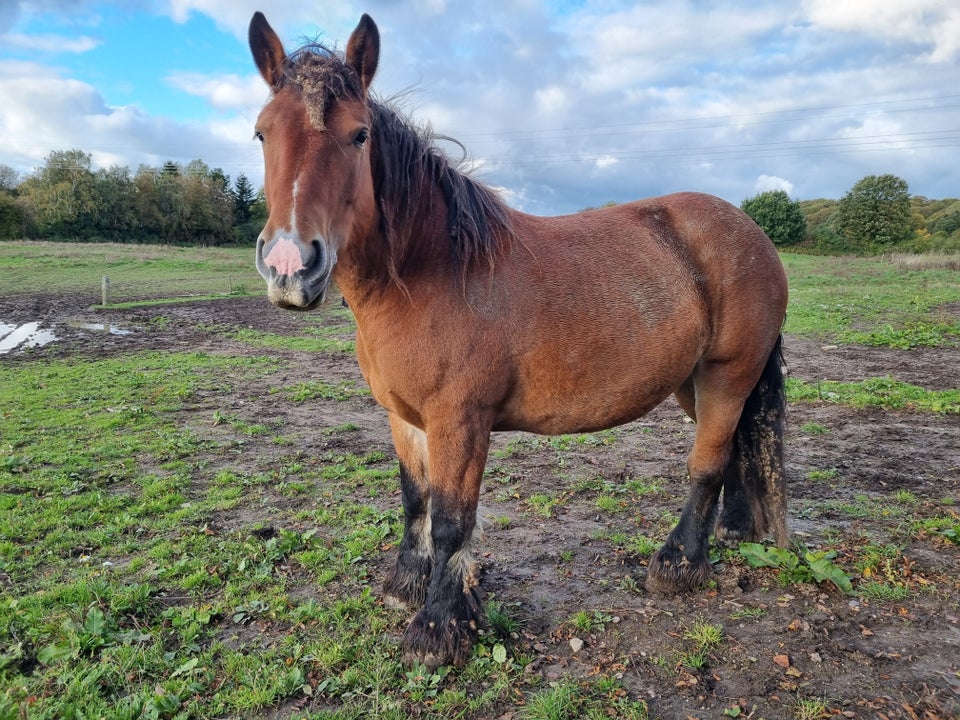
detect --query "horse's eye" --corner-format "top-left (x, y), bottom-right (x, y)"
top-left (254, 130), bottom-right (264, 143)
top-left (353, 128), bottom-right (369, 147)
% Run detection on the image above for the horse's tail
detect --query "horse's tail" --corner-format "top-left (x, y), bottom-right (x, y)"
top-left (734, 335), bottom-right (788, 546)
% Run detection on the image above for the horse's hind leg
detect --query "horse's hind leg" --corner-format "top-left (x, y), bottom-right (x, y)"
top-left (674, 377), bottom-right (753, 544)
top-left (383, 414), bottom-right (434, 610)
top-left (719, 338), bottom-right (788, 546)
top-left (674, 352), bottom-right (787, 548)
top-left (648, 371), bottom-right (745, 593)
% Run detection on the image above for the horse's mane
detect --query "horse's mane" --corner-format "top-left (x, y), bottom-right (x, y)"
top-left (281, 44), bottom-right (513, 287)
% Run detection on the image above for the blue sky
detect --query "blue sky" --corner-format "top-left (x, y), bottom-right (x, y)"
top-left (1, 0), bottom-right (959, 215)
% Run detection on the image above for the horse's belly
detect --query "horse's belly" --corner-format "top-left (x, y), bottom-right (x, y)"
top-left (494, 356), bottom-right (692, 435)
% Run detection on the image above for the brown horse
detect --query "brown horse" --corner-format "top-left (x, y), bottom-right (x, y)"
top-left (248, 12), bottom-right (789, 670)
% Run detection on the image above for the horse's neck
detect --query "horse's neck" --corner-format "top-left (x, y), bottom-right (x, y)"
top-left (335, 182), bottom-right (452, 308)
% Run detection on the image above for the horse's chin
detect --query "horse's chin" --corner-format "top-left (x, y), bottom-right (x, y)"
top-left (266, 282), bottom-right (327, 311)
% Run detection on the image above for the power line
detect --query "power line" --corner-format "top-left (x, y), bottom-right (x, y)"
top-left (1, 94), bottom-right (957, 175)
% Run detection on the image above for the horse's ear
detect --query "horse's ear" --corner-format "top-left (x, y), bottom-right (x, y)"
top-left (346, 14), bottom-right (379, 93)
top-left (249, 12), bottom-right (286, 88)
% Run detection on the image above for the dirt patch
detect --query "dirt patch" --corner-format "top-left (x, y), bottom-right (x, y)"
top-left (4, 294), bottom-right (959, 718)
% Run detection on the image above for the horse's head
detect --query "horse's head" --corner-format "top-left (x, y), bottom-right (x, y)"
top-left (248, 12), bottom-right (380, 309)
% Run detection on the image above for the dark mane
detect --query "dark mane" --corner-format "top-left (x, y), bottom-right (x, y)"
top-left (283, 45), bottom-right (513, 285)
top-left (369, 101), bottom-right (513, 285)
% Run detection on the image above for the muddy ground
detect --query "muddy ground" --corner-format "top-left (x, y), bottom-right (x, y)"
top-left (3, 292), bottom-right (959, 719)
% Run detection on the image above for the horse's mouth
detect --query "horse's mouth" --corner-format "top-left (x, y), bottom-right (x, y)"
top-left (266, 278), bottom-right (329, 310)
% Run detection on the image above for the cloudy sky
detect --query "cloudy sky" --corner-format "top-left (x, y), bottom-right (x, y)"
top-left (1, 0), bottom-right (958, 215)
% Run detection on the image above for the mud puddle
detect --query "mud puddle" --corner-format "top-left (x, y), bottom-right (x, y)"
top-left (0, 322), bottom-right (58, 354)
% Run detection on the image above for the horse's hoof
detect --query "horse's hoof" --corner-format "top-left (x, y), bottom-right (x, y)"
top-left (645, 546), bottom-right (712, 594)
top-left (400, 604), bottom-right (480, 670)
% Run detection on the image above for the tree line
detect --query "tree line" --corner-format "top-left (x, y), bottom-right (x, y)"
top-left (0, 149), bottom-right (265, 245)
top-left (741, 174), bottom-right (960, 254)
top-left (2, 150), bottom-right (959, 254)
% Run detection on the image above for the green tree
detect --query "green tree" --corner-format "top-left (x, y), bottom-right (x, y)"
top-left (17, 149), bottom-right (98, 238)
top-left (740, 190), bottom-right (806, 246)
top-left (93, 166), bottom-right (137, 240)
top-left (132, 165), bottom-right (165, 241)
top-left (181, 160), bottom-right (233, 245)
top-left (156, 171), bottom-right (186, 242)
top-left (0, 164), bottom-right (19, 193)
top-left (0, 193), bottom-right (23, 239)
top-left (836, 174), bottom-right (914, 251)
top-left (233, 173), bottom-right (255, 225)
top-left (0, 163), bottom-right (22, 239)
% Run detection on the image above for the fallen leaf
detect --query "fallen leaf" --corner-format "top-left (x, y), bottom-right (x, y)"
top-left (773, 653), bottom-right (790, 668)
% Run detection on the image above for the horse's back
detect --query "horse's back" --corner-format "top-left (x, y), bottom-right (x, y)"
top-left (510, 191), bottom-right (785, 326)
top-left (484, 193), bottom-right (786, 433)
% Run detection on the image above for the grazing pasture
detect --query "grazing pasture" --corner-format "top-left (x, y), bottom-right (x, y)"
top-left (1, 242), bottom-right (958, 719)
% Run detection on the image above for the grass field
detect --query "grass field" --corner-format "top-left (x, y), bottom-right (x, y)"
top-left (0, 241), bottom-right (260, 302)
top-left (1, 242), bottom-right (959, 719)
top-left (780, 253), bottom-right (960, 348)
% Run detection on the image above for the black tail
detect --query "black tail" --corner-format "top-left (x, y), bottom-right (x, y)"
top-left (733, 335), bottom-right (788, 546)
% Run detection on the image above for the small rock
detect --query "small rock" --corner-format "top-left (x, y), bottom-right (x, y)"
top-left (569, 637), bottom-right (584, 653)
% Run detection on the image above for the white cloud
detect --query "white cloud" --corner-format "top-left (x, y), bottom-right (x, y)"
top-left (3, 33), bottom-right (100, 53)
top-left (163, 0), bottom-right (359, 41)
top-left (803, 0), bottom-right (960, 61)
top-left (594, 154), bottom-right (619, 170)
top-left (564, 2), bottom-right (787, 91)
top-left (534, 85), bottom-right (568, 116)
top-left (2, 2), bottom-right (959, 215)
top-left (755, 175), bottom-right (794, 195)
top-left (0, 59), bottom-right (262, 182)
top-left (166, 71), bottom-right (266, 112)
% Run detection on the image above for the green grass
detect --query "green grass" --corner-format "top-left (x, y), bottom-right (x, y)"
top-left (2, 241), bottom-right (958, 719)
top-left (225, 326), bottom-right (356, 353)
top-left (781, 252), bottom-right (960, 348)
top-left (277, 378), bottom-right (370, 402)
top-left (786, 377), bottom-right (960, 413)
top-left (526, 492), bottom-right (564, 518)
top-left (0, 240), bottom-right (260, 301)
top-left (0, 348), bottom-right (534, 718)
top-left (521, 678), bottom-right (648, 720)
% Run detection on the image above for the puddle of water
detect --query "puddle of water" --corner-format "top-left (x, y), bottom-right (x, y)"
top-left (0, 322), bottom-right (58, 354)
top-left (75, 322), bottom-right (133, 336)
top-left (1, 319), bottom-right (135, 354)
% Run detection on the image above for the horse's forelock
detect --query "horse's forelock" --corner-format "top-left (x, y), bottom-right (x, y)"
top-left (282, 45), bottom-right (364, 129)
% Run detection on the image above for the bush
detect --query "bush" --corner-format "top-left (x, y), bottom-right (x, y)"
top-left (740, 190), bottom-right (806, 246)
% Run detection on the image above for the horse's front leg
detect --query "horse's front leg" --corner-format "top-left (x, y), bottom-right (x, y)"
top-left (383, 414), bottom-right (433, 610)
top-left (400, 418), bottom-right (489, 670)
